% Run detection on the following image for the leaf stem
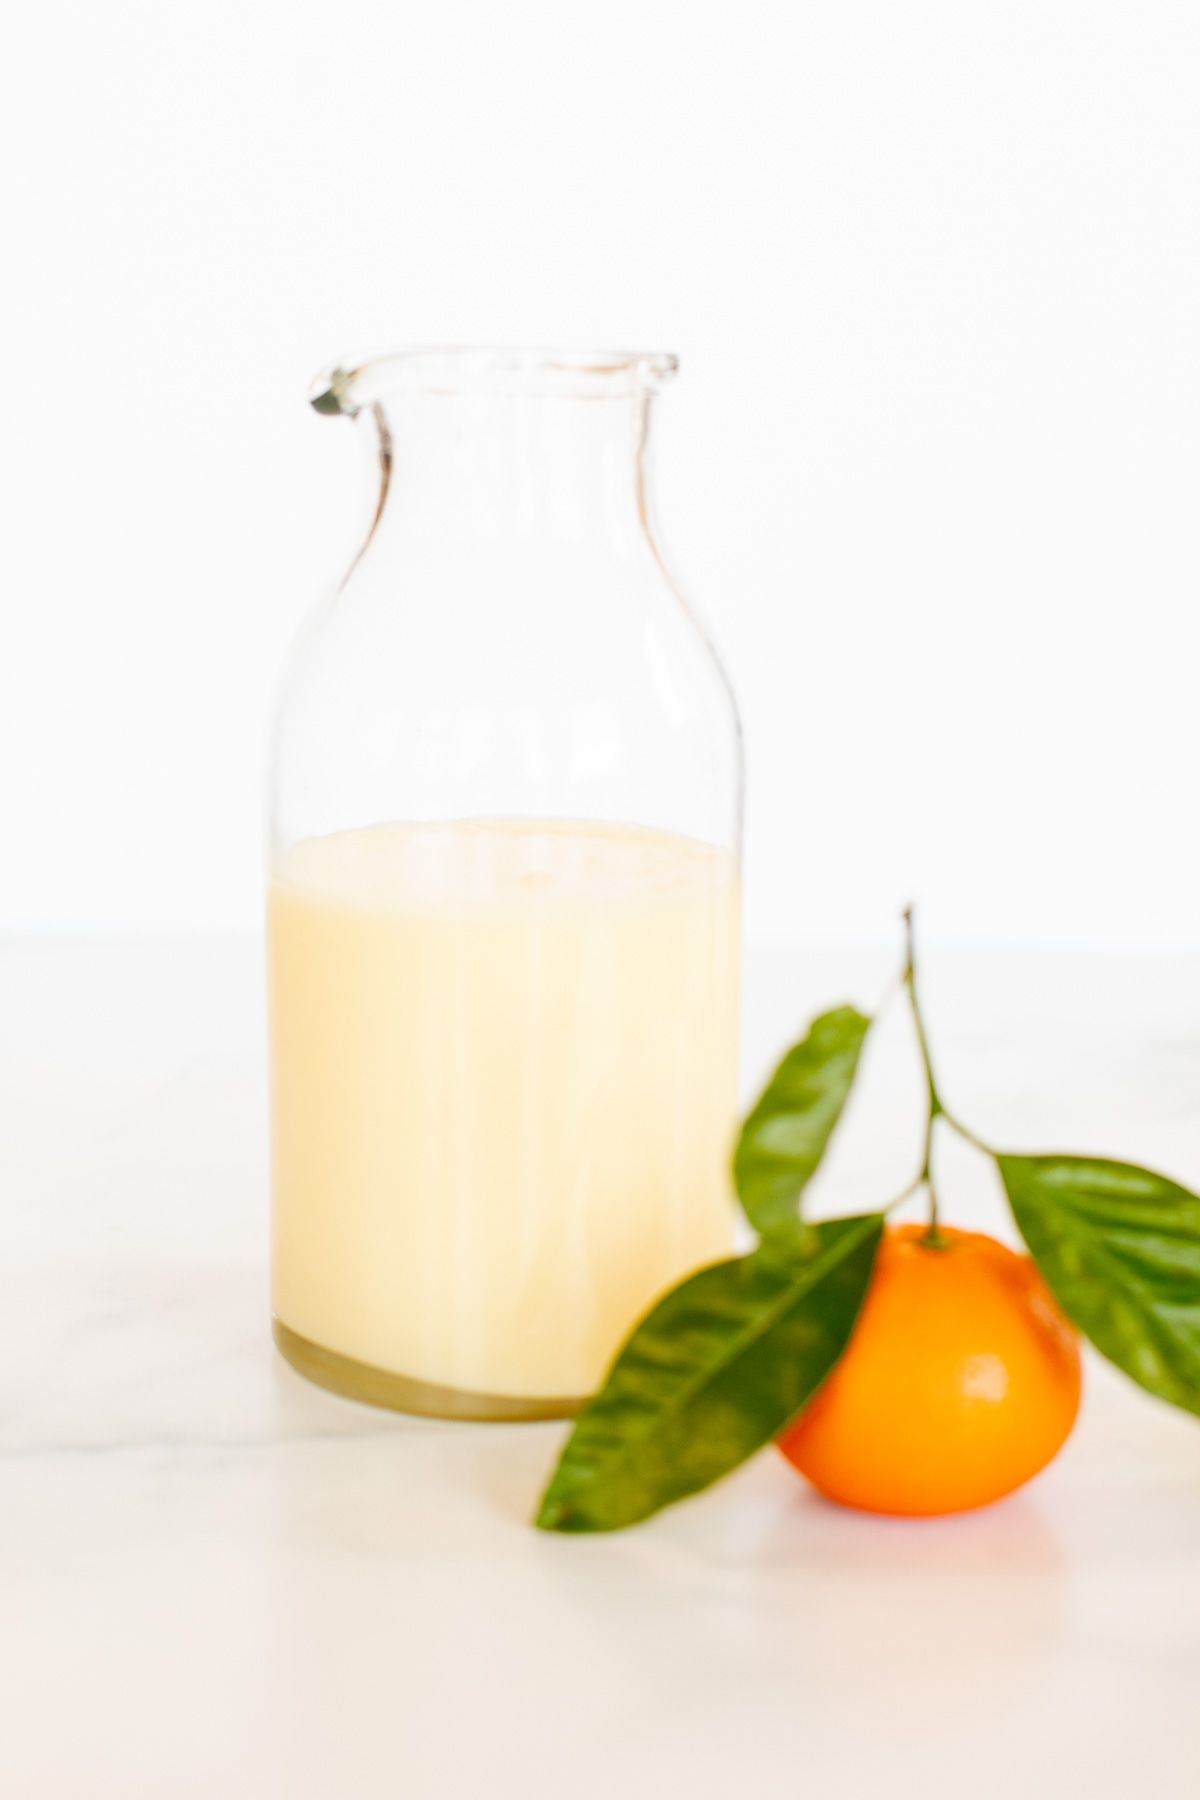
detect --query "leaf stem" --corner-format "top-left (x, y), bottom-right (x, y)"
top-left (902, 906), bottom-right (946, 1242)
top-left (881, 1173), bottom-right (925, 1217)
top-left (900, 909), bottom-right (996, 1230)
top-left (939, 1108), bottom-right (994, 1156)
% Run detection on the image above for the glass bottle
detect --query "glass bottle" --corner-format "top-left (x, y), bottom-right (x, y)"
top-left (268, 348), bottom-right (743, 1419)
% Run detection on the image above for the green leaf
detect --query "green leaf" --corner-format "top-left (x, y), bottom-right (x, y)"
top-left (733, 1005), bottom-right (871, 1246)
top-left (999, 1153), bottom-right (1200, 1418)
top-left (535, 1213), bottom-right (884, 1533)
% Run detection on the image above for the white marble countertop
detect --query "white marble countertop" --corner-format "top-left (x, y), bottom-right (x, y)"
top-left (5, 935), bottom-right (1200, 1798)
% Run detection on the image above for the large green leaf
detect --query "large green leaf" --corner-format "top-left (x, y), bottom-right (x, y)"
top-left (733, 1006), bottom-right (871, 1247)
top-left (536, 1213), bottom-right (884, 1533)
top-left (1000, 1153), bottom-right (1200, 1418)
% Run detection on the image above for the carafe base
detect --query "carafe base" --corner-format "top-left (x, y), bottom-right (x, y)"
top-left (272, 1318), bottom-right (585, 1422)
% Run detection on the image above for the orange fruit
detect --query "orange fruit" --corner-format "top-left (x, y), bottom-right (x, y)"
top-left (778, 1223), bottom-right (1082, 1516)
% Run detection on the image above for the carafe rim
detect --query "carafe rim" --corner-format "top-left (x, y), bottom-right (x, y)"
top-left (310, 346), bottom-right (679, 414)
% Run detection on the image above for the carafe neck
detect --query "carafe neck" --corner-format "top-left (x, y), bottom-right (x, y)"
top-left (360, 391), bottom-right (653, 550)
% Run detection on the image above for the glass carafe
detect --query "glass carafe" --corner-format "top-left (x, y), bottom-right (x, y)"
top-left (268, 348), bottom-right (743, 1419)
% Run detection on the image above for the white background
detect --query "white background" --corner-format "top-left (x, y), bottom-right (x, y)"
top-left (6, 0), bottom-right (1199, 945)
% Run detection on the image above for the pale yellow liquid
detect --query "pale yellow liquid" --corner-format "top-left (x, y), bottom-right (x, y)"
top-left (268, 820), bottom-right (740, 1408)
